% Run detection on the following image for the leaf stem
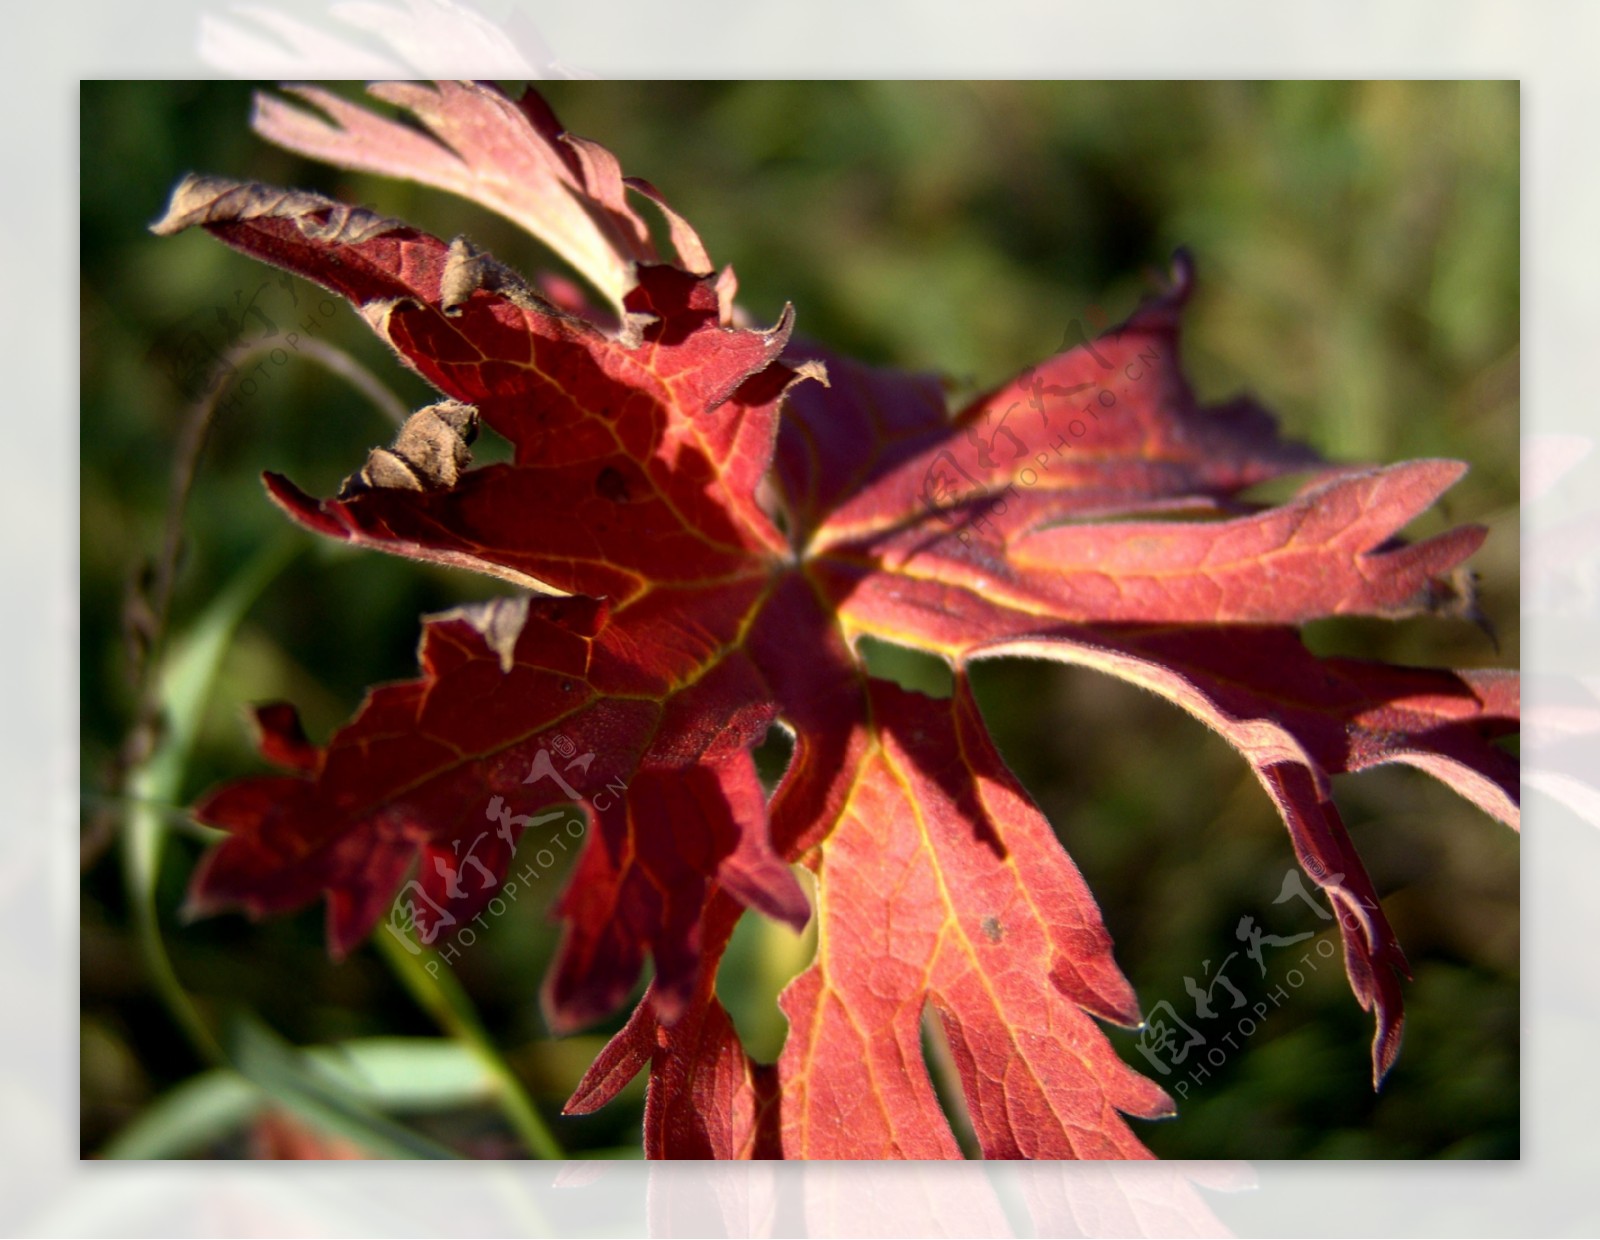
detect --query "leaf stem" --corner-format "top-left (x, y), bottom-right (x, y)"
top-left (127, 845), bottom-right (227, 1066)
top-left (374, 931), bottom-right (565, 1159)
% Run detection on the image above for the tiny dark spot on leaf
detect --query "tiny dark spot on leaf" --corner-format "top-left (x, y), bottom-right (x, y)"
top-left (596, 466), bottom-right (630, 503)
top-left (981, 916), bottom-right (1002, 943)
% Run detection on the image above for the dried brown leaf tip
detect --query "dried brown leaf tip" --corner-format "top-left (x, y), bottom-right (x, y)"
top-left (338, 399), bottom-right (479, 497)
top-left (151, 173), bottom-right (401, 247)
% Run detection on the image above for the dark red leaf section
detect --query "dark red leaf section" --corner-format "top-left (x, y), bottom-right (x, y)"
top-left (159, 82), bottom-right (1519, 1158)
top-left (188, 592), bottom-right (806, 1029)
top-left (785, 254), bottom-right (1324, 553)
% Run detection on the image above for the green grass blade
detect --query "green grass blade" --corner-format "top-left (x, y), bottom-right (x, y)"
top-left (375, 931), bottom-right (566, 1159)
top-left (122, 534), bottom-right (301, 1066)
top-left (99, 1069), bottom-right (262, 1159)
top-left (226, 1015), bottom-right (460, 1160)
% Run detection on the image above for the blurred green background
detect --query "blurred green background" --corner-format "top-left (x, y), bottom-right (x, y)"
top-left (81, 81), bottom-right (1518, 1160)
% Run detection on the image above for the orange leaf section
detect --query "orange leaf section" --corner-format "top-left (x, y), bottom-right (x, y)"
top-left (1005, 460), bottom-right (1484, 623)
top-left (569, 677), bottom-right (1171, 1159)
top-left (818, 459), bottom-right (1483, 645)
top-left (777, 678), bottom-right (1171, 1158)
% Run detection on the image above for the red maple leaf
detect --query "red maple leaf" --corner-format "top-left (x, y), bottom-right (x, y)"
top-left (154, 82), bottom-right (1518, 1159)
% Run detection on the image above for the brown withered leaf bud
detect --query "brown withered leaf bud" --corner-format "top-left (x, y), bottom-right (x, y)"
top-left (338, 399), bottom-right (479, 498)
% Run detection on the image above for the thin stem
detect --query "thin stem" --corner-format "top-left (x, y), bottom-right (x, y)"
top-left (374, 931), bottom-right (566, 1160)
top-left (140, 335), bottom-right (405, 705)
top-left (128, 869), bottom-right (227, 1067)
top-left (292, 336), bottom-right (409, 426)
